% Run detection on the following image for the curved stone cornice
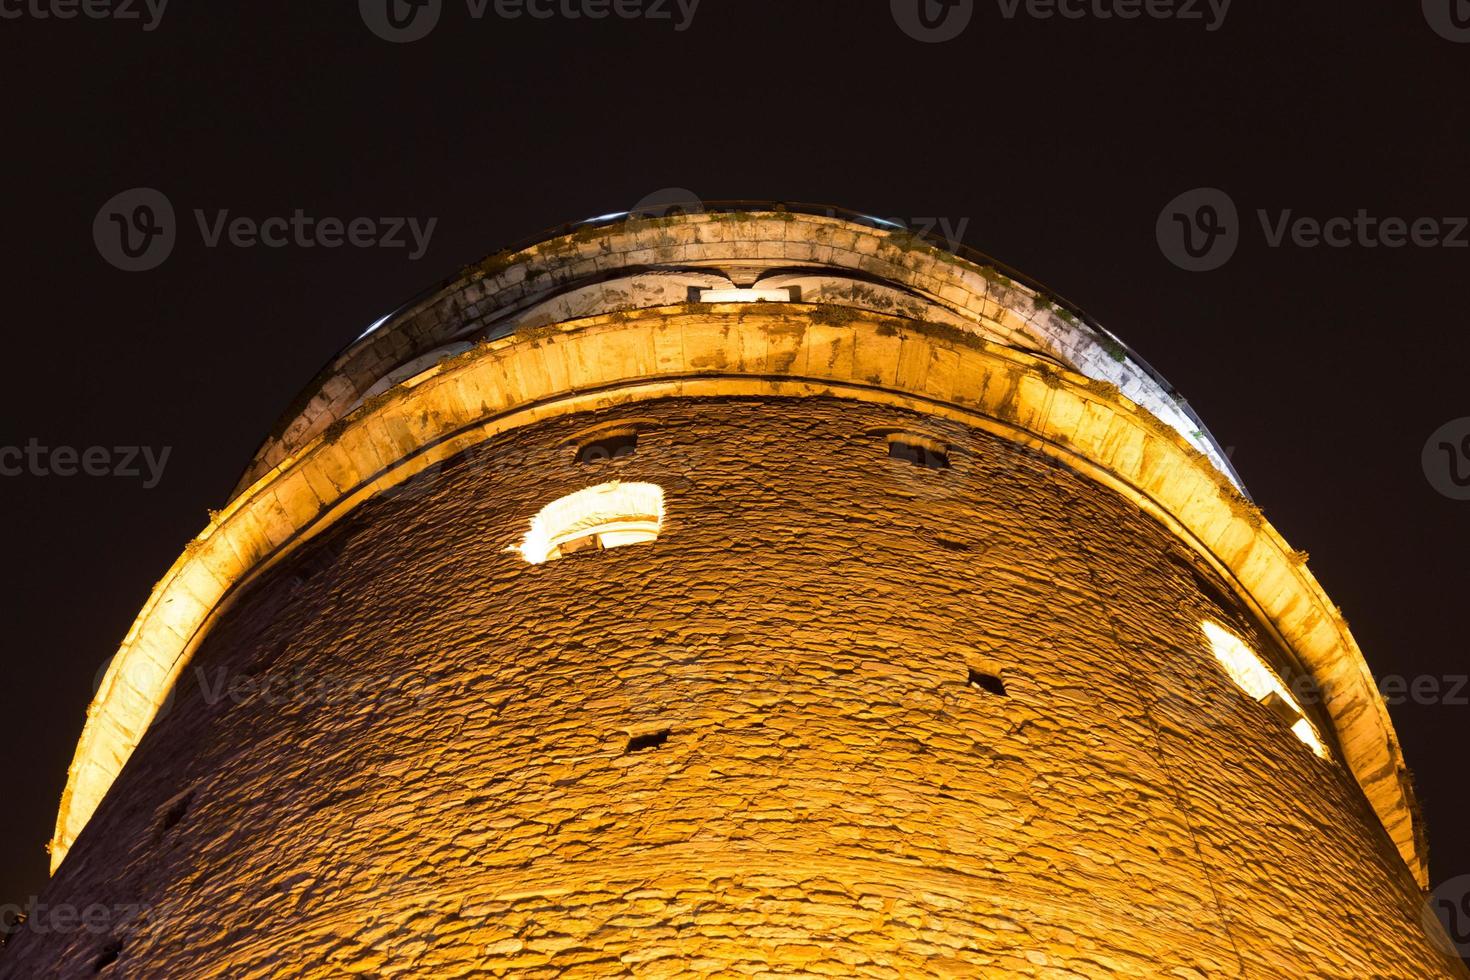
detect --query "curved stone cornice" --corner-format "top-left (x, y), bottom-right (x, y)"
top-left (233, 209), bottom-right (1243, 498)
top-left (55, 305), bottom-right (1426, 888)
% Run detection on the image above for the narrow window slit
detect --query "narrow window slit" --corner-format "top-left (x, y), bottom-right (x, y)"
top-left (158, 790), bottom-right (194, 836)
top-left (94, 941), bottom-right (122, 973)
top-left (967, 668), bottom-right (1007, 697)
top-left (626, 729), bottom-right (671, 753)
top-left (1260, 691), bottom-right (1302, 727)
top-left (888, 436), bottom-right (949, 470)
top-left (577, 432), bottom-right (638, 465)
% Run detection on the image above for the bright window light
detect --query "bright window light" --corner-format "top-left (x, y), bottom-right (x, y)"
top-left (1290, 717), bottom-right (1327, 759)
top-left (1201, 621), bottom-right (1327, 759)
top-left (515, 482), bottom-right (664, 565)
top-left (697, 287), bottom-right (794, 304)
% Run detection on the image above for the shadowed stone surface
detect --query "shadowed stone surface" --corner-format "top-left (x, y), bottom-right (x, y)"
top-left (5, 398), bottom-right (1456, 978)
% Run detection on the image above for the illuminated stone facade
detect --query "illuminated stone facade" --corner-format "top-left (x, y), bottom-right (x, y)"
top-left (7, 208), bottom-right (1463, 977)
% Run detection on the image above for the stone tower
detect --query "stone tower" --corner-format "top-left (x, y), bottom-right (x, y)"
top-left (7, 206), bottom-right (1463, 978)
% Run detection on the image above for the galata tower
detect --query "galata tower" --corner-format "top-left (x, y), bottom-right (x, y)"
top-left (6, 206), bottom-right (1462, 978)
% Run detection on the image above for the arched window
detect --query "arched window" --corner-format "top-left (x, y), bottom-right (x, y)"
top-left (515, 482), bottom-right (664, 564)
top-left (1201, 621), bottom-right (1327, 758)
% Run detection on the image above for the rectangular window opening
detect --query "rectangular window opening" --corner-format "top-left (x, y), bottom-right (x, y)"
top-left (556, 533), bottom-right (606, 558)
top-left (693, 286), bottom-right (798, 304)
top-left (967, 669), bottom-right (1007, 697)
top-left (889, 438), bottom-right (950, 470)
top-left (1260, 691), bottom-right (1303, 727)
top-left (625, 728), bottom-right (672, 753)
top-left (94, 941), bottom-right (122, 973)
top-left (577, 432), bottom-right (638, 465)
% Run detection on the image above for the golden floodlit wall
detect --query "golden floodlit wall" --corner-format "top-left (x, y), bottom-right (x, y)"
top-left (11, 210), bottom-right (1463, 977)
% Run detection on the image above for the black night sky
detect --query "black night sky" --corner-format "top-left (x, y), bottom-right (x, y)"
top-left (2, 0), bottom-right (1468, 941)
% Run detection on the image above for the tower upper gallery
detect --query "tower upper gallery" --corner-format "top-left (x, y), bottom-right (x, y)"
top-left (231, 205), bottom-right (1244, 499)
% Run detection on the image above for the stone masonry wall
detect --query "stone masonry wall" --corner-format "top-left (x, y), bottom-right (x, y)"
top-left (5, 396), bottom-right (1458, 979)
